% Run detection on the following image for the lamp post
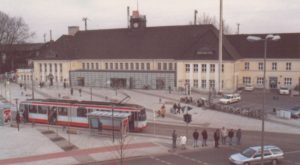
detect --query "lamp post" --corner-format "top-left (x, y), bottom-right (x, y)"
top-left (247, 34), bottom-right (280, 165)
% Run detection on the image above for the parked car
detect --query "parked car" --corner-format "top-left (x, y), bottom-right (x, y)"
top-left (244, 84), bottom-right (254, 91)
top-left (229, 145), bottom-right (284, 165)
top-left (219, 94), bottom-right (241, 104)
top-left (286, 106), bottom-right (300, 119)
top-left (279, 87), bottom-right (290, 95)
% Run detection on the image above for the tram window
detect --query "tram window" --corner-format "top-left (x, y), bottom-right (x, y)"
top-left (88, 109), bottom-right (93, 113)
top-left (77, 107), bottom-right (87, 117)
top-left (29, 105), bottom-right (37, 113)
top-left (138, 109), bottom-right (146, 121)
top-left (38, 106), bottom-right (48, 114)
top-left (58, 107), bottom-right (68, 116)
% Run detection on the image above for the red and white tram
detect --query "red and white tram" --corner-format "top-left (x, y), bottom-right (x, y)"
top-left (19, 99), bottom-right (147, 132)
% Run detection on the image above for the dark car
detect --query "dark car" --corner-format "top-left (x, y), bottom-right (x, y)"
top-left (287, 106), bottom-right (300, 119)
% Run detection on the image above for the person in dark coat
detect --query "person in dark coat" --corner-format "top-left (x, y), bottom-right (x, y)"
top-left (214, 129), bottom-right (220, 148)
top-left (177, 103), bottom-right (181, 114)
top-left (70, 88), bottom-right (73, 95)
top-left (228, 129), bottom-right (234, 145)
top-left (79, 88), bottom-right (82, 96)
top-left (172, 130), bottom-right (177, 149)
top-left (236, 128), bottom-right (242, 145)
top-left (193, 129), bottom-right (199, 148)
top-left (201, 129), bottom-right (208, 147)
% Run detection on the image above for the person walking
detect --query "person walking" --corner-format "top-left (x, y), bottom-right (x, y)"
top-left (193, 129), bottom-right (199, 148)
top-left (177, 103), bottom-right (181, 114)
top-left (228, 129), bottom-right (234, 145)
top-left (236, 128), bottom-right (242, 145)
top-left (172, 130), bottom-right (177, 150)
top-left (214, 129), bottom-right (220, 148)
top-left (79, 88), bottom-right (82, 97)
top-left (70, 88), bottom-right (73, 95)
top-left (16, 111), bottom-right (21, 131)
top-left (180, 135), bottom-right (187, 150)
top-left (201, 129), bottom-right (208, 147)
top-left (221, 127), bottom-right (228, 145)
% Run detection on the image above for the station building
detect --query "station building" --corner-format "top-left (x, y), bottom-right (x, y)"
top-left (31, 12), bottom-right (300, 93)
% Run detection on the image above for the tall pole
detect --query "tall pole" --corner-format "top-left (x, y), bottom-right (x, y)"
top-left (127, 6), bottom-right (130, 28)
top-left (237, 23), bottom-right (240, 34)
top-left (31, 69), bottom-right (34, 99)
top-left (218, 0), bottom-right (223, 93)
top-left (82, 17), bottom-right (88, 31)
top-left (90, 87), bottom-right (92, 101)
top-left (261, 38), bottom-right (267, 165)
top-left (194, 10), bottom-right (198, 25)
top-left (112, 104), bottom-right (115, 143)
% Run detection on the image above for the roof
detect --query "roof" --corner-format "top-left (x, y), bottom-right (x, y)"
top-left (37, 25), bottom-right (240, 61)
top-left (226, 33), bottom-right (300, 59)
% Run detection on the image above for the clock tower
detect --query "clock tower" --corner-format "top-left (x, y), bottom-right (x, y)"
top-left (130, 10), bottom-right (146, 29)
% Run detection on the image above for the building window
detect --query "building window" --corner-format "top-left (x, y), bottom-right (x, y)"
top-left (286, 62), bottom-right (291, 71)
top-left (169, 63), bottom-right (173, 70)
top-left (82, 63), bottom-right (85, 69)
top-left (120, 63), bottom-right (123, 70)
top-left (49, 63), bottom-right (52, 72)
top-left (110, 63), bottom-right (113, 69)
top-left (209, 80), bottom-right (215, 88)
top-left (258, 62), bottom-right (263, 71)
top-left (158, 63), bottom-right (161, 70)
top-left (87, 63), bottom-right (90, 70)
top-left (162, 63), bottom-right (167, 70)
top-left (222, 64), bottom-right (224, 72)
top-left (136, 63), bottom-right (139, 70)
top-left (96, 63), bottom-right (99, 70)
top-left (284, 78), bottom-right (292, 86)
top-left (147, 63), bottom-right (150, 70)
top-left (105, 63), bottom-right (108, 69)
top-left (125, 63), bottom-right (129, 70)
top-left (141, 63), bottom-right (144, 70)
top-left (194, 64), bottom-right (198, 72)
top-left (193, 80), bottom-right (198, 87)
top-left (272, 62), bottom-right (277, 71)
top-left (185, 79), bottom-right (190, 85)
top-left (243, 77), bottom-right (251, 85)
top-left (54, 64), bottom-right (57, 72)
top-left (201, 80), bottom-right (206, 89)
top-left (91, 63), bottom-right (94, 70)
top-left (44, 63), bottom-right (47, 72)
top-left (185, 64), bottom-right (190, 72)
top-left (244, 62), bottom-right (250, 70)
top-left (210, 64), bottom-right (215, 72)
top-left (202, 64), bottom-right (206, 72)
top-left (130, 63), bottom-right (134, 70)
top-left (257, 77), bottom-right (264, 85)
top-left (115, 63), bottom-right (118, 70)
top-left (39, 63), bottom-right (42, 72)
top-left (59, 63), bottom-right (62, 73)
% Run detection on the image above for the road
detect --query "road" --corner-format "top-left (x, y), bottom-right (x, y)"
top-left (120, 123), bottom-right (300, 165)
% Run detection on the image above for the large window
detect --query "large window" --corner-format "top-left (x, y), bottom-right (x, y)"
top-left (29, 105), bottom-right (37, 113)
top-left (77, 107), bottom-right (87, 117)
top-left (222, 64), bottom-right (224, 72)
top-left (54, 64), bottom-right (57, 72)
top-left (284, 78), bottom-right (292, 86)
top-left (96, 63), bottom-right (99, 70)
top-left (169, 63), bottom-right (173, 70)
top-left (257, 77), bottom-right (264, 85)
top-left (185, 64), bottom-right (190, 72)
top-left (243, 77), bottom-right (251, 85)
top-left (210, 64), bottom-right (215, 72)
top-left (244, 62), bottom-right (250, 70)
top-left (105, 63), bottom-right (108, 69)
top-left (38, 106), bottom-right (48, 114)
top-left (58, 107), bottom-right (68, 116)
top-left (258, 62), bottom-right (263, 71)
top-left (209, 80), bottom-right (215, 88)
top-left (44, 63), bottom-right (47, 72)
top-left (193, 80), bottom-right (198, 87)
top-left (39, 63), bottom-right (42, 72)
top-left (59, 63), bottom-right (62, 72)
top-left (194, 64), bottom-right (198, 72)
top-left (272, 62), bottom-right (277, 71)
top-left (202, 64), bottom-right (206, 72)
top-left (286, 62), bottom-right (291, 71)
top-left (201, 80), bottom-right (206, 89)
top-left (49, 63), bottom-right (52, 72)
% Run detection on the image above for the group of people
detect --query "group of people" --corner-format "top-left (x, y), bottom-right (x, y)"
top-left (70, 88), bottom-right (82, 96)
top-left (171, 127), bottom-right (242, 150)
top-left (213, 127), bottom-right (242, 148)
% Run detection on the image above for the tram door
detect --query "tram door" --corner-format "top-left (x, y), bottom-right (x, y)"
top-left (48, 107), bottom-right (57, 125)
top-left (129, 112), bottom-right (135, 131)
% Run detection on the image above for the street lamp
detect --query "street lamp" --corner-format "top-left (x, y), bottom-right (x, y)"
top-left (247, 34), bottom-right (280, 165)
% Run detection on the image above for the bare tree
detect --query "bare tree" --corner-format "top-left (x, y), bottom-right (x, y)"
top-left (0, 10), bottom-right (34, 45)
top-left (194, 12), bottom-right (232, 34)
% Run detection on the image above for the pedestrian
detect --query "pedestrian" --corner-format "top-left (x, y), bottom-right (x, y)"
top-left (228, 129), bottom-right (234, 145)
top-left (173, 103), bottom-right (177, 114)
top-left (201, 129), bottom-right (208, 147)
top-left (236, 128), bottom-right (242, 145)
top-left (172, 130), bottom-right (177, 149)
top-left (161, 104), bottom-right (166, 118)
top-left (193, 129), bottom-right (199, 148)
top-left (177, 103), bottom-right (181, 114)
top-left (214, 129), bottom-right (220, 148)
top-left (79, 88), bottom-right (82, 97)
top-left (70, 88), bottom-right (73, 95)
top-left (221, 127), bottom-right (228, 145)
top-left (63, 82), bottom-right (66, 89)
top-left (16, 111), bottom-right (21, 131)
top-left (159, 97), bottom-right (162, 104)
top-left (180, 135), bottom-right (187, 150)
top-left (168, 86), bottom-right (171, 94)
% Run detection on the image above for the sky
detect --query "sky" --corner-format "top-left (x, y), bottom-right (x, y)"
top-left (0, 0), bottom-right (300, 43)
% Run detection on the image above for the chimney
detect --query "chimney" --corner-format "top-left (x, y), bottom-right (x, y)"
top-left (68, 26), bottom-right (80, 36)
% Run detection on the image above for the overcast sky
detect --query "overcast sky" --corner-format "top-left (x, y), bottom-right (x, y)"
top-left (1, 0), bottom-right (299, 43)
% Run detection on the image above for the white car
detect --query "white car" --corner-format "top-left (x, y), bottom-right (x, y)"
top-left (279, 87), bottom-right (290, 95)
top-left (229, 145), bottom-right (284, 165)
top-left (244, 85), bottom-right (254, 91)
top-left (219, 94), bottom-right (241, 104)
